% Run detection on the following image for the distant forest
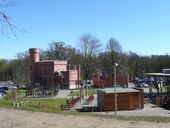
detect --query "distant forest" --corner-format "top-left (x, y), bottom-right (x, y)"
top-left (1, 34), bottom-right (170, 85)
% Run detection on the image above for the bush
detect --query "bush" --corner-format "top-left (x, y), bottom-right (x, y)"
top-left (3, 89), bottom-right (17, 100)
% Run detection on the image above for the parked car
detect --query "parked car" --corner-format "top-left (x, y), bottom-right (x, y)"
top-left (0, 92), bottom-right (4, 97)
top-left (0, 87), bottom-right (8, 93)
top-left (6, 85), bottom-right (17, 89)
top-left (86, 80), bottom-right (93, 84)
top-left (141, 83), bottom-right (149, 88)
top-left (1, 86), bottom-right (9, 91)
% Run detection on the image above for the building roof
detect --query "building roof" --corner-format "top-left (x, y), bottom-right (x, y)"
top-left (144, 73), bottom-right (170, 76)
top-left (99, 87), bottom-right (141, 93)
top-left (37, 60), bottom-right (67, 65)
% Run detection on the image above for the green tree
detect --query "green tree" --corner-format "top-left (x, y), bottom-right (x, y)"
top-left (10, 52), bottom-right (30, 88)
top-left (0, 59), bottom-right (12, 81)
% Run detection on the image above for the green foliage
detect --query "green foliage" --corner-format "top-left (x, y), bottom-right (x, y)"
top-left (0, 99), bottom-right (12, 107)
top-left (0, 59), bottom-right (12, 81)
top-left (0, 52), bottom-right (30, 87)
top-left (13, 98), bottom-right (67, 112)
top-left (68, 89), bottom-right (97, 96)
top-left (3, 89), bottom-right (17, 100)
top-left (0, 96), bottom-right (67, 112)
top-left (3, 89), bottom-right (25, 100)
top-left (127, 53), bottom-right (170, 76)
top-left (11, 52), bottom-right (30, 86)
top-left (1, 89), bottom-right (67, 112)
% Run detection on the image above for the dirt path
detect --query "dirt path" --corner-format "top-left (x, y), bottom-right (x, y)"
top-left (0, 108), bottom-right (169, 128)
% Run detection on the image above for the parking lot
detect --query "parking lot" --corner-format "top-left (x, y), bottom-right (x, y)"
top-left (0, 82), bottom-right (17, 98)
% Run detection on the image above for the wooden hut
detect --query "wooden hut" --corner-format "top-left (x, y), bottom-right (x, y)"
top-left (97, 88), bottom-right (144, 111)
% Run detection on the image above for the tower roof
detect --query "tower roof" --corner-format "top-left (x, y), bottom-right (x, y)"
top-left (29, 48), bottom-right (39, 53)
top-left (37, 60), bottom-right (67, 65)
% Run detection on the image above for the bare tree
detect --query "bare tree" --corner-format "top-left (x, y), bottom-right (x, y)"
top-left (79, 33), bottom-right (102, 80)
top-left (106, 38), bottom-right (122, 54)
top-left (0, 0), bottom-right (18, 36)
top-left (106, 37), bottom-right (122, 65)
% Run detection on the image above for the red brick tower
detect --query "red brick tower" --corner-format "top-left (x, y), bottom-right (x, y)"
top-left (76, 64), bottom-right (81, 82)
top-left (29, 48), bottom-right (39, 86)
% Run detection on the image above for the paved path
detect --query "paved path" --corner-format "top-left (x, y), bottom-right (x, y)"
top-left (93, 103), bottom-right (170, 117)
top-left (54, 89), bottom-right (71, 98)
top-left (128, 82), bottom-right (135, 87)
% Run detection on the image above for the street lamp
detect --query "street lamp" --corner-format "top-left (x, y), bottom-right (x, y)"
top-left (113, 63), bottom-right (118, 116)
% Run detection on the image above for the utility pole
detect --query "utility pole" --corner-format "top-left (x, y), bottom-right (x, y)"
top-left (113, 63), bottom-right (118, 116)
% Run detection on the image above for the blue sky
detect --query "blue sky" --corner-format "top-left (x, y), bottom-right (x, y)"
top-left (0, 0), bottom-right (170, 59)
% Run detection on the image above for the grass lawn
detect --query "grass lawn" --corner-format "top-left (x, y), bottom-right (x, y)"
top-left (0, 89), bottom-right (67, 113)
top-left (1, 89), bottom-right (170, 123)
top-left (68, 89), bottom-right (97, 96)
top-left (0, 98), bottom-right (67, 113)
top-left (161, 85), bottom-right (170, 93)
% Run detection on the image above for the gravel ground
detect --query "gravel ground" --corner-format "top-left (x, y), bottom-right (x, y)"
top-left (0, 108), bottom-right (170, 128)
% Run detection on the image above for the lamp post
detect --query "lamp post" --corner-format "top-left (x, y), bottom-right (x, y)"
top-left (113, 63), bottom-right (118, 116)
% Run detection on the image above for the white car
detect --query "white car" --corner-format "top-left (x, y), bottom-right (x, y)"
top-left (0, 92), bottom-right (4, 97)
top-left (142, 83), bottom-right (149, 88)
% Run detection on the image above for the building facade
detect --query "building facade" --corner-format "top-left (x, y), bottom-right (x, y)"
top-left (29, 48), bottom-right (80, 89)
top-left (92, 69), bottom-right (129, 88)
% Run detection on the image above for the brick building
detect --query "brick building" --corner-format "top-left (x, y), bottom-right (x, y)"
top-left (92, 69), bottom-right (128, 88)
top-left (29, 48), bottom-right (80, 89)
